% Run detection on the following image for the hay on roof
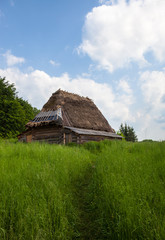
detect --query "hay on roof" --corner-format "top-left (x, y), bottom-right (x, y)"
top-left (26, 89), bottom-right (115, 133)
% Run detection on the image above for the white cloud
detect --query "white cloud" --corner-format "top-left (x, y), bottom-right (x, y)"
top-left (118, 79), bottom-right (132, 94)
top-left (79, 0), bottom-right (165, 72)
top-left (135, 112), bottom-right (165, 141)
top-left (49, 60), bottom-right (60, 67)
top-left (99, 0), bottom-right (114, 4)
top-left (1, 66), bottom-right (165, 140)
top-left (3, 50), bottom-right (25, 66)
top-left (140, 70), bottom-right (165, 108)
top-left (0, 67), bottom-right (134, 131)
top-left (138, 70), bottom-right (165, 140)
top-left (116, 78), bottom-right (134, 109)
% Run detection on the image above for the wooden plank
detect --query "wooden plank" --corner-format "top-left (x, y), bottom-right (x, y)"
top-left (63, 133), bottom-right (66, 144)
top-left (26, 135), bottom-right (32, 143)
top-left (69, 133), bottom-right (72, 143)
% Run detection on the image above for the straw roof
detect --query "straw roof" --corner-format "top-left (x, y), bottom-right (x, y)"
top-left (26, 89), bottom-right (115, 132)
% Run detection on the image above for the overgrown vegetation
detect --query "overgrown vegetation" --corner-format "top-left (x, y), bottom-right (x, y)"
top-left (0, 140), bottom-right (93, 239)
top-left (0, 140), bottom-right (164, 239)
top-left (0, 77), bottom-right (39, 138)
top-left (88, 140), bottom-right (165, 239)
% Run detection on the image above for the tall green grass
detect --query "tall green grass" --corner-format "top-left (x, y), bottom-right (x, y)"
top-left (0, 140), bottom-right (164, 239)
top-left (0, 140), bottom-right (93, 239)
top-left (88, 140), bottom-right (165, 239)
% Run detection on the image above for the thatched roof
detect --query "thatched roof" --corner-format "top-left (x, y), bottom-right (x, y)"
top-left (26, 89), bottom-right (115, 132)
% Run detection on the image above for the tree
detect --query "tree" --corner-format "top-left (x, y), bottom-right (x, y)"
top-left (0, 76), bottom-right (40, 138)
top-left (17, 97), bottom-right (39, 130)
top-left (118, 123), bottom-right (138, 142)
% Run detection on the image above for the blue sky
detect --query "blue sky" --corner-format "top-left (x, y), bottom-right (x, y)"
top-left (0, 0), bottom-right (165, 140)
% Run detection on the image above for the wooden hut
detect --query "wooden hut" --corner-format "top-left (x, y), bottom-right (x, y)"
top-left (18, 89), bottom-right (122, 144)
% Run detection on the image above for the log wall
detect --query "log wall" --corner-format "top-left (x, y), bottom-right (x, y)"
top-left (32, 126), bottom-right (64, 144)
top-left (19, 126), bottom-right (64, 144)
top-left (79, 135), bottom-right (116, 144)
top-left (18, 126), bottom-right (120, 144)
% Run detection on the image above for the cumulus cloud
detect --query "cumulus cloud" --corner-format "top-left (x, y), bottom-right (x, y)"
top-left (140, 70), bottom-right (165, 109)
top-left (0, 67), bottom-right (134, 130)
top-left (116, 78), bottom-right (134, 109)
top-left (140, 70), bottom-right (165, 127)
top-left (138, 70), bottom-right (165, 139)
top-left (79, 0), bottom-right (165, 72)
top-left (1, 66), bottom-right (165, 140)
top-left (118, 79), bottom-right (132, 94)
top-left (3, 50), bottom-right (25, 66)
top-left (99, 0), bottom-right (114, 4)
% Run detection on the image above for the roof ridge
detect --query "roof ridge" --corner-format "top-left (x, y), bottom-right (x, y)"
top-left (52, 89), bottom-right (92, 101)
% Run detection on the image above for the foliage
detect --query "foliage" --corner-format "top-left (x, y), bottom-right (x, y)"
top-left (118, 123), bottom-right (138, 142)
top-left (0, 76), bottom-right (39, 138)
top-left (17, 97), bottom-right (39, 128)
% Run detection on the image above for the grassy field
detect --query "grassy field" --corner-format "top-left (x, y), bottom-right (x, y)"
top-left (87, 140), bottom-right (165, 239)
top-left (0, 140), bottom-right (164, 239)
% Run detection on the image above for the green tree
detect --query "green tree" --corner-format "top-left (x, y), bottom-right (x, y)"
top-left (17, 97), bottom-right (39, 128)
top-left (118, 123), bottom-right (138, 142)
top-left (0, 76), bottom-right (39, 138)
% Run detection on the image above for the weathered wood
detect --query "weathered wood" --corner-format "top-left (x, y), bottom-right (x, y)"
top-left (71, 135), bottom-right (77, 143)
top-left (63, 133), bottom-right (66, 144)
top-left (80, 134), bottom-right (114, 143)
top-left (69, 134), bottom-right (72, 143)
top-left (26, 135), bottom-right (32, 143)
top-left (18, 124), bottom-right (121, 144)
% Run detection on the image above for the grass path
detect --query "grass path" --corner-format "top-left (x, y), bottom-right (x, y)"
top-left (73, 163), bottom-right (96, 240)
top-left (1, 141), bottom-right (164, 239)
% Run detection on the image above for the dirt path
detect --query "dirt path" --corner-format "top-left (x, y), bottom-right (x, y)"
top-left (73, 164), bottom-right (96, 240)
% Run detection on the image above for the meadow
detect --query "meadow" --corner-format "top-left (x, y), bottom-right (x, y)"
top-left (0, 139), bottom-right (164, 239)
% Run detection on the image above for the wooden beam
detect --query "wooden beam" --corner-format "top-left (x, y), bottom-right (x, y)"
top-left (63, 133), bottom-right (66, 145)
